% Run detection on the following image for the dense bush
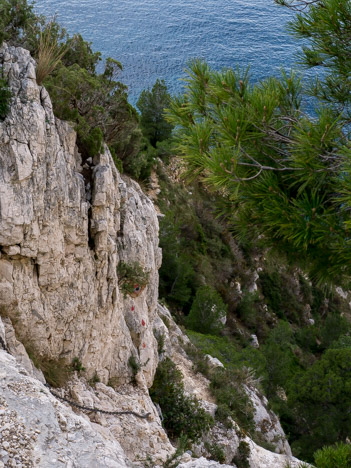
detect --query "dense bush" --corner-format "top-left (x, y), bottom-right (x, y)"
top-left (210, 367), bottom-right (254, 433)
top-left (232, 441), bottom-right (250, 468)
top-left (117, 261), bottom-right (149, 296)
top-left (0, 0), bottom-right (151, 179)
top-left (204, 442), bottom-right (226, 463)
top-left (287, 349), bottom-right (351, 460)
top-left (45, 58), bottom-right (141, 165)
top-left (159, 209), bottom-right (196, 310)
top-left (157, 172), bottom-right (242, 313)
top-left (128, 355), bottom-right (141, 384)
top-left (150, 357), bottom-right (213, 441)
top-left (186, 334), bottom-right (256, 433)
top-left (236, 290), bottom-right (268, 337)
top-left (186, 286), bottom-right (227, 335)
top-left (187, 331), bottom-right (266, 381)
top-left (262, 321), bottom-right (300, 397)
top-left (0, 0), bottom-right (38, 48)
top-left (313, 443), bottom-right (351, 468)
top-left (0, 78), bottom-right (11, 120)
top-left (259, 270), bottom-right (303, 323)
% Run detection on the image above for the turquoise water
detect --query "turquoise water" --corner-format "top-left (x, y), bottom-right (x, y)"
top-left (35, 0), bottom-right (302, 104)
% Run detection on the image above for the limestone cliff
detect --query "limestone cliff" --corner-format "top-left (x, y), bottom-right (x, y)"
top-left (0, 43), bottom-right (305, 468)
top-left (0, 42), bottom-right (161, 388)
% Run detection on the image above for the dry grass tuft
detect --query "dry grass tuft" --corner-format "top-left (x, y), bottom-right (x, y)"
top-left (36, 21), bottom-right (68, 85)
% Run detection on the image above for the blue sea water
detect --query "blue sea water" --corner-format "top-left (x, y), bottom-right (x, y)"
top-left (34, 0), bottom-right (303, 105)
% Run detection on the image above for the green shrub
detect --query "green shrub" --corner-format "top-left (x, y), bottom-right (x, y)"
top-left (320, 314), bottom-right (349, 350)
top-left (236, 291), bottom-right (262, 332)
top-left (150, 357), bottom-right (213, 441)
top-left (330, 335), bottom-right (351, 350)
top-left (76, 121), bottom-right (103, 159)
top-left (110, 146), bottom-right (124, 173)
top-left (153, 329), bottom-right (165, 355)
top-left (205, 442), bottom-right (226, 463)
top-left (124, 139), bottom-right (156, 180)
top-left (117, 261), bottom-right (149, 296)
top-left (0, 0), bottom-right (38, 47)
top-left (156, 138), bottom-right (173, 164)
top-left (288, 349), bottom-right (351, 460)
top-left (44, 54), bottom-right (142, 170)
top-left (295, 325), bottom-right (319, 353)
top-left (215, 403), bottom-right (234, 429)
top-left (187, 330), bottom-right (266, 379)
top-left (128, 354), bottom-right (141, 384)
top-left (259, 270), bottom-right (303, 323)
top-left (314, 443), bottom-right (351, 468)
top-left (0, 78), bottom-right (11, 120)
top-left (163, 434), bottom-right (189, 468)
top-left (71, 357), bottom-right (86, 372)
top-left (185, 344), bottom-right (211, 377)
top-left (186, 286), bottom-right (227, 335)
top-left (232, 441), bottom-right (250, 468)
top-left (210, 367), bottom-right (254, 433)
top-left (88, 372), bottom-right (101, 387)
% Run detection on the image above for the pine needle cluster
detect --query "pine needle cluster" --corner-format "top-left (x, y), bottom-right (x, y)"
top-left (167, 0), bottom-right (351, 286)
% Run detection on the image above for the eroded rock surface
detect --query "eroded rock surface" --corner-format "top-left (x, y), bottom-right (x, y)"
top-left (0, 350), bottom-right (130, 468)
top-left (0, 43), bottom-right (161, 388)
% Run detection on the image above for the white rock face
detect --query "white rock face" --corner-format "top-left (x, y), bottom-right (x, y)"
top-left (0, 43), bottom-right (161, 388)
top-left (177, 458), bottom-right (233, 468)
top-left (0, 350), bottom-right (130, 468)
top-left (250, 334), bottom-right (260, 348)
top-left (245, 386), bottom-right (292, 456)
top-left (65, 377), bottom-right (174, 465)
top-left (205, 354), bottom-right (225, 370)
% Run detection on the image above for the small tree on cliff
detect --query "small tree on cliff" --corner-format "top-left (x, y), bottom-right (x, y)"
top-left (137, 79), bottom-right (174, 147)
top-left (186, 286), bottom-right (227, 335)
top-left (0, 0), bottom-right (38, 48)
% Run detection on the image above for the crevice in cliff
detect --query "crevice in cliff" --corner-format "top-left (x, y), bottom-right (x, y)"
top-left (32, 260), bottom-right (39, 282)
top-left (117, 197), bottom-right (126, 239)
top-left (87, 204), bottom-right (95, 251)
top-left (76, 151), bottom-right (96, 251)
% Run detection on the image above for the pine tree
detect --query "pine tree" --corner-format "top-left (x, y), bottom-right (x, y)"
top-left (167, 0), bottom-right (351, 286)
top-left (137, 79), bottom-right (174, 146)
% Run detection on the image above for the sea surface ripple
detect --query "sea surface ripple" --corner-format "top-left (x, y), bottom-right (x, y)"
top-left (35, 0), bottom-right (303, 104)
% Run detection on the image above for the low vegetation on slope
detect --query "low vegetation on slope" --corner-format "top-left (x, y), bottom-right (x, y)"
top-left (156, 159), bottom-right (351, 462)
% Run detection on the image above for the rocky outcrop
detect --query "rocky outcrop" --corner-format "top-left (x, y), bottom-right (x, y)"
top-left (245, 386), bottom-right (291, 456)
top-left (0, 348), bottom-right (131, 468)
top-left (0, 42), bottom-right (161, 388)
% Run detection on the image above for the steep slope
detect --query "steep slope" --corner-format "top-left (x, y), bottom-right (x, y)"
top-left (0, 43), bottom-right (306, 467)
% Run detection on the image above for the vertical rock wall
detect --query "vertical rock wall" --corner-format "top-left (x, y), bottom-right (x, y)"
top-left (0, 43), bottom-right (161, 387)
